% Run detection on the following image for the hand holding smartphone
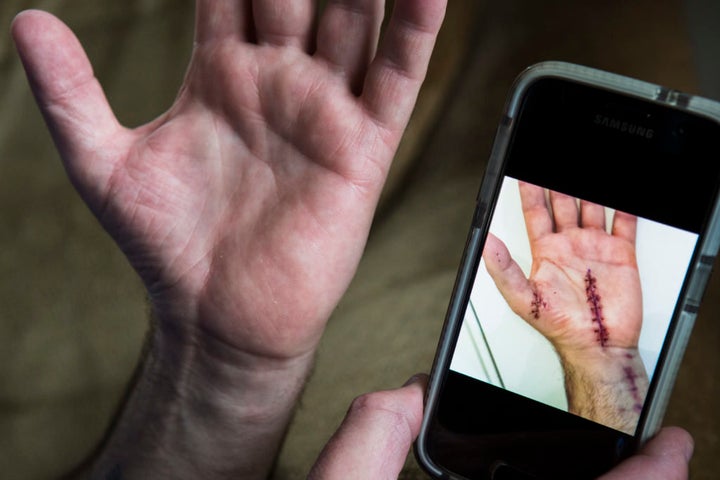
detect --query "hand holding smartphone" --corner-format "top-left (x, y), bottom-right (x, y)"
top-left (416, 62), bottom-right (720, 479)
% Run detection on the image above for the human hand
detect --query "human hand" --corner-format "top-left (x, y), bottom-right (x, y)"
top-left (598, 427), bottom-right (693, 480)
top-left (483, 181), bottom-right (642, 354)
top-left (482, 181), bottom-right (647, 432)
top-left (309, 375), bottom-right (427, 480)
top-left (308, 376), bottom-right (692, 480)
top-left (12, 0), bottom-right (446, 364)
top-left (12, 2), bottom-right (447, 477)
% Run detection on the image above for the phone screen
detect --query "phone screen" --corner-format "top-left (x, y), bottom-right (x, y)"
top-left (423, 77), bottom-right (720, 479)
top-left (452, 175), bottom-right (697, 416)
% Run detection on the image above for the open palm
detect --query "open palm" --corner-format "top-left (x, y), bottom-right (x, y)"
top-left (483, 181), bottom-right (642, 354)
top-left (12, 1), bottom-right (445, 360)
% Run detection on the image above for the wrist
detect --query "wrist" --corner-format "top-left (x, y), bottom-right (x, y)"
top-left (90, 309), bottom-right (316, 480)
top-left (558, 346), bottom-right (644, 375)
top-left (557, 347), bottom-right (648, 434)
top-left (154, 316), bottom-right (316, 419)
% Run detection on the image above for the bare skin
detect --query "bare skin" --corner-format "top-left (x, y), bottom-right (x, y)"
top-left (483, 181), bottom-right (648, 434)
top-left (12, 1), bottom-right (447, 478)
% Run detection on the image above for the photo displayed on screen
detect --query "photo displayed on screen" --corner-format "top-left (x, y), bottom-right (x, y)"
top-left (450, 177), bottom-right (699, 435)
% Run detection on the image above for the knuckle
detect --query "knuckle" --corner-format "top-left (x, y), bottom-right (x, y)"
top-left (348, 390), bottom-right (408, 427)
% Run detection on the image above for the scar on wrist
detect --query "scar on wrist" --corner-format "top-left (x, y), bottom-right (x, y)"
top-left (584, 269), bottom-right (609, 346)
top-left (623, 363), bottom-right (644, 413)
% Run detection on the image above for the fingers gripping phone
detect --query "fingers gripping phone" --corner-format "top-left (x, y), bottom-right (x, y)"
top-left (415, 62), bottom-right (720, 479)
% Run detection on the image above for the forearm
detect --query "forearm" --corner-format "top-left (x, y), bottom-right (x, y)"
top-left (86, 315), bottom-right (315, 480)
top-left (559, 347), bottom-right (648, 435)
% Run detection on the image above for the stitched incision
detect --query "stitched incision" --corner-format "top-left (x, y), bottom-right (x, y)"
top-left (584, 269), bottom-right (609, 346)
top-left (623, 363), bottom-right (644, 413)
top-left (530, 288), bottom-right (546, 319)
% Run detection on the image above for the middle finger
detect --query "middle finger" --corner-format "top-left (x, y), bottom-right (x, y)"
top-left (315, 0), bottom-right (385, 94)
top-left (253, 0), bottom-right (315, 49)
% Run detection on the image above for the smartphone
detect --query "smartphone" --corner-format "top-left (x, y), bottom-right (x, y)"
top-left (415, 62), bottom-right (720, 479)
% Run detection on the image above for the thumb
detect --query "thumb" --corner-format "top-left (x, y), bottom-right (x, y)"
top-left (598, 427), bottom-right (693, 480)
top-left (482, 232), bottom-right (534, 316)
top-left (308, 375), bottom-right (427, 480)
top-left (12, 10), bottom-right (125, 202)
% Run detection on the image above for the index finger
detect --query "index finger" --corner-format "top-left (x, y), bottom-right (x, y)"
top-left (361, 0), bottom-right (447, 130)
top-left (519, 181), bottom-right (553, 243)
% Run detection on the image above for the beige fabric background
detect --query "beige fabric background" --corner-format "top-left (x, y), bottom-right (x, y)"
top-left (1, 1), bottom-right (717, 479)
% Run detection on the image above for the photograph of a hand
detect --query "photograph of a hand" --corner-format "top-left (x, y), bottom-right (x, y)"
top-left (482, 180), bottom-right (649, 434)
top-left (482, 181), bottom-right (643, 354)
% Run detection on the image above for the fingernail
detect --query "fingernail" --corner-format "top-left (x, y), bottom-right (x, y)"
top-left (684, 435), bottom-right (695, 462)
top-left (403, 373), bottom-right (428, 388)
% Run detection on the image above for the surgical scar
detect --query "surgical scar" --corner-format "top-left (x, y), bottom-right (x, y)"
top-left (623, 364), bottom-right (644, 413)
top-left (530, 288), bottom-right (546, 319)
top-left (585, 269), bottom-right (609, 346)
